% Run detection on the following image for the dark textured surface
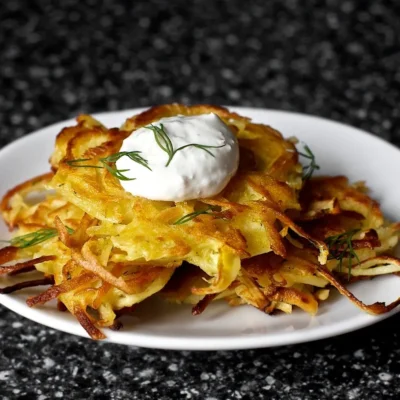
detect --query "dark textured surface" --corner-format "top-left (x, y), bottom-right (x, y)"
top-left (1, 0), bottom-right (400, 399)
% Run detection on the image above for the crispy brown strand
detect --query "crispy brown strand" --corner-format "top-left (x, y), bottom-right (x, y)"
top-left (299, 213), bottom-right (364, 241)
top-left (201, 197), bottom-right (249, 213)
top-left (270, 287), bottom-right (318, 314)
top-left (92, 264), bottom-right (125, 309)
top-left (0, 277), bottom-right (54, 294)
top-left (83, 136), bottom-right (121, 160)
top-left (55, 216), bottom-right (71, 247)
top-left (62, 259), bottom-right (77, 280)
top-left (125, 267), bottom-right (166, 286)
top-left (72, 248), bottom-right (131, 293)
top-left (0, 172), bottom-right (54, 214)
top-left (352, 255), bottom-right (400, 270)
top-left (122, 104), bottom-right (245, 133)
top-left (317, 267), bottom-right (400, 314)
top-left (64, 126), bottom-right (118, 163)
top-left (285, 255), bottom-right (319, 275)
top-left (92, 282), bottom-right (112, 309)
top-left (253, 201), bottom-right (328, 263)
top-left (294, 198), bottom-right (341, 222)
top-left (330, 230), bottom-right (381, 252)
top-left (235, 271), bottom-right (270, 309)
top-left (69, 213), bottom-right (97, 248)
top-left (299, 176), bottom-right (383, 229)
top-left (74, 242), bottom-right (149, 295)
top-left (274, 209), bottom-right (328, 264)
top-left (271, 273), bottom-right (288, 287)
top-left (9, 265), bottom-right (36, 276)
top-left (242, 252), bottom-right (284, 279)
top-left (333, 256), bottom-right (400, 279)
top-left (0, 256), bottom-right (55, 275)
top-left (262, 285), bottom-right (279, 298)
top-left (350, 238), bottom-right (381, 250)
top-left (0, 246), bottom-right (18, 265)
top-left (268, 146), bottom-right (299, 180)
top-left (192, 294), bottom-right (217, 315)
top-left (213, 210), bottom-right (235, 221)
top-left (73, 306), bottom-right (106, 340)
top-left (247, 175), bottom-right (299, 213)
top-left (26, 273), bottom-right (96, 307)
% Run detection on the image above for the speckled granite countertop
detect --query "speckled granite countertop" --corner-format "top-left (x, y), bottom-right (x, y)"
top-left (1, 1), bottom-right (400, 399)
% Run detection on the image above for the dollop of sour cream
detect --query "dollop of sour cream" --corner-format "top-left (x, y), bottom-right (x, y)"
top-left (116, 113), bottom-right (239, 201)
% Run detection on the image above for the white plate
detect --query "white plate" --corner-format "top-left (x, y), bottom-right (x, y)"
top-left (1, 107), bottom-right (400, 351)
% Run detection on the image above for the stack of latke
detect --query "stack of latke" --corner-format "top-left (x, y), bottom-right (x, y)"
top-left (1, 105), bottom-right (399, 339)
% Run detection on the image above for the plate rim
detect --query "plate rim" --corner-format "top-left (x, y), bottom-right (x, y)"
top-left (0, 290), bottom-right (397, 350)
top-left (1, 106), bottom-right (399, 350)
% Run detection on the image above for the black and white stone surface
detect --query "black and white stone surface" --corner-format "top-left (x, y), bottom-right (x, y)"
top-left (1, 1), bottom-right (400, 399)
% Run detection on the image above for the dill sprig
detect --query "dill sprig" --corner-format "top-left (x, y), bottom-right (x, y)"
top-left (7, 227), bottom-right (74, 248)
top-left (299, 145), bottom-right (320, 180)
top-left (65, 151), bottom-right (151, 181)
top-left (100, 162), bottom-right (133, 181)
top-left (145, 124), bottom-right (226, 167)
top-left (173, 206), bottom-right (218, 225)
top-left (325, 229), bottom-right (360, 281)
top-left (102, 151), bottom-right (152, 171)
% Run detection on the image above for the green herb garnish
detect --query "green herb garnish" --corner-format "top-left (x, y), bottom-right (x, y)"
top-left (325, 229), bottom-right (360, 281)
top-left (6, 227), bottom-right (74, 249)
top-left (102, 151), bottom-right (152, 171)
top-left (173, 206), bottom-right (218, 225)
top-left (299, 145), bottom-right (320, 180)
top-left (65, 151), bottom-right (151, 181)
top-left (145, 124), bottom-right (226, 167)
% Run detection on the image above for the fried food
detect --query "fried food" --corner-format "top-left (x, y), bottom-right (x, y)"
top-left (1, 104), bottom-right (400, 339)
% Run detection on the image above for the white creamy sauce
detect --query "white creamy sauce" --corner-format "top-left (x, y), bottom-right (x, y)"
top-left (116, 113), bottom-right (239, 201)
